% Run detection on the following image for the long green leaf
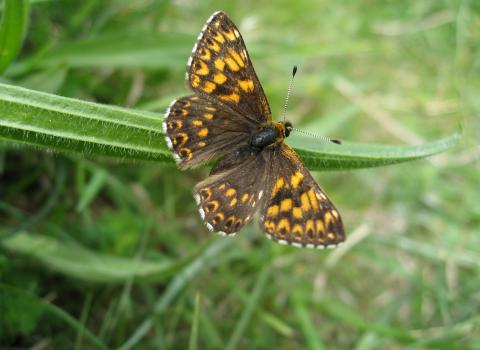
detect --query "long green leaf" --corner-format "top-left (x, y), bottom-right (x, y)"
top-left (0, 83), bottom-right (460, 170)
top-left (1, 232), bottom-right (190, 283)
top-left (0, 0), bottom-right (29, 73)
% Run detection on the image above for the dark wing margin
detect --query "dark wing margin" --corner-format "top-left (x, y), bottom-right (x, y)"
top-left (260, 144), bottom-right (345, 249)
top-left (163, 95), bottom-right (254, 168)
top-left (186, 11), bottom-right (272, 122)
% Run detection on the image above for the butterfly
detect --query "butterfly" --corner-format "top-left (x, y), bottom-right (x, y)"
top-left (163, 11), bottom-right (345, 249)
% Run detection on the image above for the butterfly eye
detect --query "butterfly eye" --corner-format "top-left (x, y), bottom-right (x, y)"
top-left (284, 121), bottom-right (293, 137)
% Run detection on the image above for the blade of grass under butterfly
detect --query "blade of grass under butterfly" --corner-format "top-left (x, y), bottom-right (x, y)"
top-left (0, 83), bottom-right (460, 169)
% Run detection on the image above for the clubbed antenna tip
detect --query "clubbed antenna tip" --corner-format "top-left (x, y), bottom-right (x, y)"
top-left (292, 65), bottom-right (297, 77)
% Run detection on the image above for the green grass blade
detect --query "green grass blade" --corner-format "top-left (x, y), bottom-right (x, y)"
top-left (0, 82), bottom-right (172, 162)
top-left (292, 291), bottom-right (327, 350)
top-left (1, 232), bottom-right (190, 283)
top-left (290, 132), bottom-right (461, 171)
top-left (226, 266), bottom-right (271, 350)
top-left (40, 32), bottom-right (192, 69)
top-left (0, 0), bottom-right (29, 73)
top-left (189, 292), bottom-right (201, 350)
top-left (119, 238), bottom-right (233, 350)
top-left (0, 82), bottom-right (460, 170)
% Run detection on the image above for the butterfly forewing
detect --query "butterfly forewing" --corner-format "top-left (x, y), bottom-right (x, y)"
top-left (164, 95), bottom-right (255, 168)
top-left (187, 11), bottom-right (272, 122)
top-left (260, 144), bottom-right (345, 248)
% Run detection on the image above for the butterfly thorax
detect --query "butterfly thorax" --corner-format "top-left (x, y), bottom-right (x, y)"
top-left (249, 121), bottom-right (292, 151)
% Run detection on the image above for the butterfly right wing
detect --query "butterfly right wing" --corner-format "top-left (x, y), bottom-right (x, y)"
top-left (163, 95), bottom-right (255, 168)
top-left (260, 144), bottom-right (345, 249)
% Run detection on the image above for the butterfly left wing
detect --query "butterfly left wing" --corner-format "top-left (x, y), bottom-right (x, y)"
top-left (164, 95), bottom-right (256, 168)
top-left (193, 149), bottom-right (271, 235)
top-left (187, 11), bottom-right (272, 122)
top-left (260, 144), bottom-right (345, 249)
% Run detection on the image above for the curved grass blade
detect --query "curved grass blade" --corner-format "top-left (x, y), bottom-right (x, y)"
top-left (289, 132), bottom-right (461, 171)
top-left (1, 232), bottom-right (191, 283)
top-left (0, 83), bottom-right (460, 170)
top-left (0, 0), bottom-right (30, 73)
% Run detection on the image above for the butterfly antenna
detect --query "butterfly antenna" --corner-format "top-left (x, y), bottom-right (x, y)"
top-left (292, 128), bottom-right (342, 145)
top-left (282, 65), bottom-right (297, 123)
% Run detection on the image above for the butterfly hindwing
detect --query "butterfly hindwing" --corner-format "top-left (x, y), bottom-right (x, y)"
top-left (194, 149), bottom-right (270, 235)
top-left (163, 95), bottom-right (255, 168)
top-left (187, 11), bottom-right (272, 122)
top-left (260, 144), bottom-right (345, 248)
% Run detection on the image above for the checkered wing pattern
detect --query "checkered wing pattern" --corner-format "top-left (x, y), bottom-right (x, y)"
top-left (186, 11), bottom-right (272, 122)
top-left (260, 144), bottom-right (345, 249)
top-left (194, 149), bottom-right (270, 235)
top-left (163, 95), bottom-right (255, 168)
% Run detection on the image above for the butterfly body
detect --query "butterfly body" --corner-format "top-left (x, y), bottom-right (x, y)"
top-left (164, 11), bottom-right (345, 249)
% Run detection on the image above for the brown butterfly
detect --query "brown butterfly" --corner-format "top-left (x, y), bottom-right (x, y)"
top-left (163, 11), bottom-right (345, 249)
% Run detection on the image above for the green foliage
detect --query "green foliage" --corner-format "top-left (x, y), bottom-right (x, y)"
top-left (0, 0), bottom-right (30, 73)
top-left (0, 1), bottom-right (478, 349)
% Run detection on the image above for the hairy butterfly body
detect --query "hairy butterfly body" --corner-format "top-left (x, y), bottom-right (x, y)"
top-left (164, 11), bottom-right (345, 248)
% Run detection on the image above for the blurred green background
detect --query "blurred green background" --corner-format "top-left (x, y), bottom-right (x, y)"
top-left (1, 0), bottom-right (479, 349)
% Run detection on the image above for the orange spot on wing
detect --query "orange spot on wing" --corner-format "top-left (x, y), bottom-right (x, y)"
top-left (200, 188), bottom-right (212, 200)
top-left (267, 205), bottom-right (279, 217)
top-left (241, 193), bottom-right (249, 203)
top-left (305, 219), bottom-right (315, 235)
top-left (277, 219), bottom-right (291, 236)
top-left (238, 79), bottom-right (254, 92)
top-left (223, 30), bottom-right (236, 41)
top-left (213, 32), bottom-right (225, 43)
top-left (219, 93), bottom-right (240, 103)
top-left (280, 198), bottom-right (292, 212)
top-left (292, 224), bottom-right (303, 237)
top-left (292, 207), bottom-right (302, 219)
top-left (229, 198), bottom-right (237, 207)
top-left (228, 49), bottom-right (245, 67)
top-left (179, 148), bottom-right (192, 160)
top-left (308, 189), bottom-right (319, 211)
top-left (213, 73), bottom-right (227, 84)
top-left (197, 128), bottom-right (209, 138)
top-left (316, 220), bottom-right (325, 233)
top-left (208, 40), bottom-right (221, 52)
top-left (196, 60), bottom-right (209, 75)
top-left (192, 120), bottom-right (203, 126)
top-left (205, 200), bottom-right (219, 213)
top-left (290, 171), bottom-right (304, 189)
top-left (225, 57), bottom-right (240, 71)
top-left (214, 58), bottom-right (225, 71)
top-left (191, 74), bottom-right (201, 87)
top-left (225, 188), bottom-right (236, 197)
top-left (200, 48), bottom-right (211, 61)
top-left (271, 178), bottom-right (285, 198)
top-left (202, 81), bottom-right (216, 93)
top-left (300, 192), bottom-right (310, 212)
top-left (324, 212), bottom-right (334, 226)
top-left (264, 220), bottom-right (275, 233)
top-left (204, 113), bottom-right (214, 120)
